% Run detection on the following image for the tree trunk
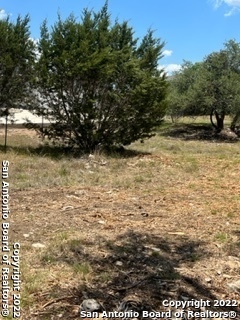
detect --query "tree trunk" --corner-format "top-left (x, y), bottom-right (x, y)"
top-left (4, 109), bottom-right (9, 153)
top-left (230, 111), bottom-right (240, 132)
top-left (210, 109), bottom-right (225, 132)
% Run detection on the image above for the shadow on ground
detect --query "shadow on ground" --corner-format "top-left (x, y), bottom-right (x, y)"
top-left (33, 230), bottom-right (240, 319)
top-left (0, 143), bottom-right (151, 160)
top-left (160, 123), bottom-right (239, 143)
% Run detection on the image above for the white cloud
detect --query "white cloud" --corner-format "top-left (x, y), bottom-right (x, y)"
top-left (224, 7), bottom-right (236, 15)
top-left (212, 0), bottom-right (223, 8)
top-left (159, 64), bottom-right (182, 75)
top-left (225, 0), bottom-right (240, 5)
top-left (212, 0), bottom-right (240, 16)
top-left (0, 9), bottom-right (8, 20)
top-left (162, 49), bottom-right (173, 57)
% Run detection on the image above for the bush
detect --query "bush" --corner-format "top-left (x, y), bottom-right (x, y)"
top-left (30, 3), bottom-right (168, 152)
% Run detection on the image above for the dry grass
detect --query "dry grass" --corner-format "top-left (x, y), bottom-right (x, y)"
top-left (0, 120), bottom-right (240, 319)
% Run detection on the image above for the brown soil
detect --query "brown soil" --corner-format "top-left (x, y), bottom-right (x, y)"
top-left (10, 184), bottom-right (240, 319)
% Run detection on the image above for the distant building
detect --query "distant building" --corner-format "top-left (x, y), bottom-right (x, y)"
top-left (0, 108), bottom-right (52, 126)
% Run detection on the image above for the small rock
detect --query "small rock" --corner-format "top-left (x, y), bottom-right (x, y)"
top-left (223, 274), bottom-right (232, 279)
top-left (66, 194), bottom-right (81, 199)
top-left (227, 279), bottom-right (240, 292)
top-left (62, 205), bottom-right (74, 211)
top-left (23, 234), bottom-right (30, 238)
top-left (98, 220), bottom-right (105, 224)
top-left (115, 261), bottom-right (123, 266)
top-left (32, 243), bottom-right (46, 248)
top-left (141, 212), bottom-right (149, 217)
top-left (80, 299), bottom-right (102, 312)
top-left (180, 296), bottom-right (189, 301)
top-left (205, 277), bottom-right (212, 283)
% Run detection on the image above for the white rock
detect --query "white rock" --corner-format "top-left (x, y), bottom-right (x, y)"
top-left (62, 205), bottom-right (74, 211)
top-left (151, 247), bottom-right (161, 252)
top-left (23, 234), bottom-right (30, 238)
top-left (32, 243), bottom-right (46, 248)
top-left (227, 279), bottom-right (240, 292)
top-left (80, 299), bottom-right (102, 312)
top-left (181, 295), bottom-right (189, 301)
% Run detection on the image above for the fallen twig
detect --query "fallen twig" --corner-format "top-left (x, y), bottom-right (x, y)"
top-left (41, 295), bottom-right (75, 309)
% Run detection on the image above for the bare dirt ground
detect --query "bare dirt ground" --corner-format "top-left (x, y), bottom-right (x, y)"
top-left (1, 125), bottom-right (240, 319)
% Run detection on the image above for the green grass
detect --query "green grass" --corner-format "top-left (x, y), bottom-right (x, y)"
top-left (1, 119), bottom-right (240, 192)
top-left (72, 262), bottom-right (91, 276)
top-left (214, 232), bottom-right (229, 243)
top-left (189, 253), bottom-right (201, 262)
top-left (98, 271), bottom-right (113, 282)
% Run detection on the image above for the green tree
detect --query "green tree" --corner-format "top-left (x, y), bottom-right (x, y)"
top-left (201, 51), bottom-right (231, 130)
top-left (168, 41), bottom-right (240, 132)
top-left (0, 15), bottom-right (36, 149)
top-left (167, 61), bottom-right (203, 122)
top-left (224, 39), bottom-right (240, 130)
top-left (196, 45), bottom-right (240, 132)
top-left (31, 3), bottom-right (168, 152)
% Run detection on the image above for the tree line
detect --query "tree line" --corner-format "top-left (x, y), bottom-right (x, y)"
top-left (167, 40), bottom-right (240, 133)
top-left (0, 3), bottom-right (239, 152)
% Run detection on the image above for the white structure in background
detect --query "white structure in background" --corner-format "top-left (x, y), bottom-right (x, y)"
top-left (0, 108), bottom-right (52, 125)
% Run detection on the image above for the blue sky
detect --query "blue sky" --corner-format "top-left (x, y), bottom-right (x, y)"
top-left (1, 0), bottom-right (240, 73)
